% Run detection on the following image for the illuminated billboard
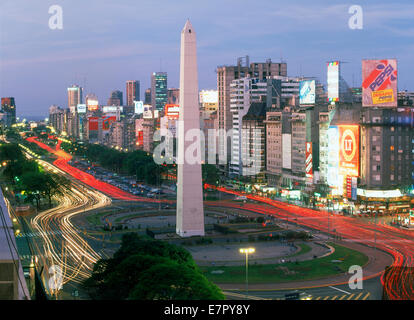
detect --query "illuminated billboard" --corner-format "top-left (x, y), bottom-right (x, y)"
top-left (136, 131), bottom-right (143, 146)
top-left (87, 99), bottom-right (99, 111)
top-left (102, 116), bottom-right (116, 131)
top-left (199, 90), bottom-right (218, 104)
top-left (327, 61), bottom-right (339, 102)
top-left (362, 59), bottom-right (398, 107)
top-left (165, 104), bottom-right (179, 119)
top-left (299, 80), bottom-right (316, 105)
top-left (77, 104), bottom-right (86, 113)
top-left (134, 101), bottom-right (144, 114)
top-left (338, 125), bottom-right (359, 177)
top-left (305, 142), bottom-right (313, 178)
top-left (88, 117), bottom-right (99, 131)
top-left (327, 126), bottom-right (340, 187)
top-left (102, 106), bottom-right (123, 113)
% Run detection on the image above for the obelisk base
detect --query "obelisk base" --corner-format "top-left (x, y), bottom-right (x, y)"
top-left (176, 228), bottom-right (205, 238)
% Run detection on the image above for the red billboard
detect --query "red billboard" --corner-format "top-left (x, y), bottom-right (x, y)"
top-left (102, 116), bottom-right (116, 131)
top-left (164, 104), bottom-right (179, 119)
top-left (339, 125), bottom-right (359, 177)
top-left (88, 117), bottom-right (99, 131)
top-left (136, 130), bottom-right (143, 146)
top-left (362, 59), bottom-right (397, 107)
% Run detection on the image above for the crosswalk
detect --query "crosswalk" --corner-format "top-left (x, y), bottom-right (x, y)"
top-left (312, 292), bottom-right (371, 300)
top-left (224, 291), bottom-right (371, 300)
top-left (19, 252), bottom-right (103, 261)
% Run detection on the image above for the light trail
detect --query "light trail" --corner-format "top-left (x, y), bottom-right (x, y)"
top-left (205, 184), bottom-right (414, 300)
top-left (17, 144), bottom-right (112, 296)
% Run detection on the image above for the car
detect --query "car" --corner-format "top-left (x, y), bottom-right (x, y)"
top-left (284, 290), bottom-right (313, 300)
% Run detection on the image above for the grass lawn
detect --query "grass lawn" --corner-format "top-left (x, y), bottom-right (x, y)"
top-left (201, 242), bottom-right (368, 284)
top-left (86, 211), bottom-right (112, 226)
top-left (288, 243), bottom-right (312, 258)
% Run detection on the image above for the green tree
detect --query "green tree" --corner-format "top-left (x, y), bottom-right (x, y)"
top-left (42, 173), bottom-right (71, 207)
top-left (128, 261), bottom-right (224, 300)
top-left (82, 233), bottom-right (224, 300)
top-left (202, 164), bottom-right (220, 185)
top-left (18, 171), bottom-right (46, 208)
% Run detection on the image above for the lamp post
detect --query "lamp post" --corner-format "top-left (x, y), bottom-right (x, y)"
top-left (239, 247), bottom-right (255, 298)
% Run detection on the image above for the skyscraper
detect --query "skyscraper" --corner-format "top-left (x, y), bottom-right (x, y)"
top-left (67, 85), bottom-right (83, 113)
top-left (167, 88), bottom-right (180, 105)
top-left (151, 72), bottom-right (168, 111)
top-left (144, 88), bottom-right (151, 105)
top-left (217, 58), bottom-right (287, 165)
top-left (126, 80), bottom-right (140, 106)
top-left (107, 90), bottom-right (123, 106)
top-left (1, 97), bottom-right (16, 125)
top-left (176, 20), bottom-right (205, 237)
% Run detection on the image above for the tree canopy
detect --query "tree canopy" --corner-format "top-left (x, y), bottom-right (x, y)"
top-left (82, 233), bottom-right (224, 300)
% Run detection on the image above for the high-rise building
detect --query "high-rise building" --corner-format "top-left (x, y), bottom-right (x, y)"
top-left (67, 85), bottom-right (83, 113)
top-left (199, 90), bottom-right (218, 113)
top-left (241, 102), bottom-right (267, 180)
top-left (49, 105), bottom-right (65, 133)
top-left (229, 78), bottom-right (268, 176)
top-left (360, 107), bottom-right (414, 190)
top-left (265, 111), bottom-right (283, 186)
top-left (85, 93), bottom-right (99, 112)
top-left (0, 97), bottom-right (16, 125)
top-left (144, 88), bottom-right (151, 105)
top-left (151, 72), bottom-right (168, 111)
top-left (167, 88), bottom-right (180, 105)
top-left (107, 90), bottom-right (123, 106)
top-left (217, 57), bottom-right (287, 165)
top-left (126, 80), bottom-right (140, 106)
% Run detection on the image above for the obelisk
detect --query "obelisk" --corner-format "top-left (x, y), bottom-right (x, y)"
top-left (176, 20), bottom-right (205, 237)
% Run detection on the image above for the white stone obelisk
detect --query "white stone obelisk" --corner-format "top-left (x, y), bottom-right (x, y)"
top-left (176, 20), bottom-right (205, 237)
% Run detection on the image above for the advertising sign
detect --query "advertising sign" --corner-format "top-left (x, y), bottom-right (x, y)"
top-left (305, 142), bottom-right (313, 178)
top-left (102, 116), bottom-right (116, 131)
top-left (346, 176), bottom-right (352, 199)
top-left (87, 100), bottom-right (99, 111)
top-left (134, 101), bottom-right (144, 114)
top-left (165, 104), bottom-right (180, 119)
top-left (338, 125), bottom-right (359, 177)
top-left (77, 104), bottom-right (86, 113)
top-left (199, 90), bottom-right (218, 104)
top-left (88, 117), bottom-right (99, 131)
top-left (351, 177), bottom-right (357, 201)
top-left (282, 134), bottom-right (292, 170)
top-left (327, 126), bottom-right (339, 186)
top-left (362, 59), bottom-right (398, 107)
top-left (327, 61), bottom-right (340, 102)
top-left (136, 131), bottom-right (143, 146)
top-left (299, 80), bottom-right (316, 105)
top-left (102, 106), bottom-right (123, 113)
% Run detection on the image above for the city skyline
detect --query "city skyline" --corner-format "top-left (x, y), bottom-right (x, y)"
top-left (1, 0), bottom-right (414, 117)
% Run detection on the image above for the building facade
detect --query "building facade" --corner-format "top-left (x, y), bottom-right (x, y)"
top-left (151, 72), bottom-right (168, 111)
top-left (126, 80), bottom-right (140, 107)
top-left (0, 97), bottom-right (16, 125)
top-left (67, 85), bottom-right (83, 113)
top-left (217, 57), bottom-right (287, 166)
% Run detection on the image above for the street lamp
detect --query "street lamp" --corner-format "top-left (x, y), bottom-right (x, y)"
top-left (239, 247), bottom-right (255, 298)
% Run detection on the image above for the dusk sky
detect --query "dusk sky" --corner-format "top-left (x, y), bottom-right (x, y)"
top-left (0, 0), bottom-right (413, 118)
